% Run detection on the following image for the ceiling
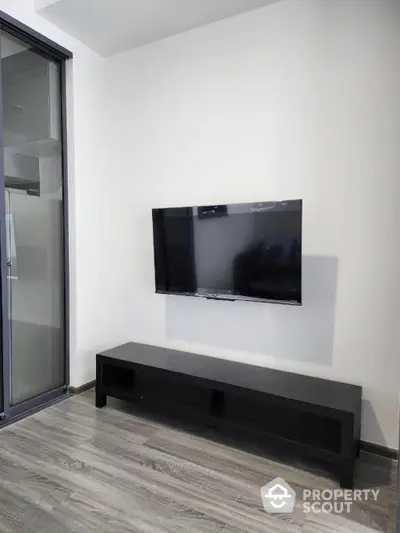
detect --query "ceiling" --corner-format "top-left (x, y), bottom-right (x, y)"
top-left (37, 0), bottom-right (279, 56)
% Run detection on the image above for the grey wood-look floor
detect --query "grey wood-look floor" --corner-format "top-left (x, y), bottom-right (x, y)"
top-left (0, 390), bottom-right (396, 533)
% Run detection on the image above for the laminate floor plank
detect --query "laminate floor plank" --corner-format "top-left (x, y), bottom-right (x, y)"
top-left (0, 390), bottom-right (395, 533)
top-left (143, 426), bottom-right (395, 532)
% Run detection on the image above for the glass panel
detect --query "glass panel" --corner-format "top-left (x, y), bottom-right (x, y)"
top-left (1, 31), bottom-right (65, 405)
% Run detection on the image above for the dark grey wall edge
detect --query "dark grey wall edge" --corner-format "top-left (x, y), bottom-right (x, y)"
top-left (69, 380), bottom-right (96, 395)
top-left (397, 455), bottom-right (400, 533)
top-left (60, 60), bottom-right (70, 388)
top-left (0, 10), bottom-right (72, 60)
top-left (396, 402), bottom-right (400, 533)
top-left (360, 441), bottom-right (397, 460)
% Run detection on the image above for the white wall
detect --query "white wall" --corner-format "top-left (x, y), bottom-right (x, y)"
top-left (103, 0), bottom-right (400, 448)
top-left (0, 0), bottom-right (115, 386)
top-left (0, 0), bottom-right (398, 448)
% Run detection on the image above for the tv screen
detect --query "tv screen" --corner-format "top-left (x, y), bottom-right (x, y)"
top-left (152, 200), bottom-right (302, 304)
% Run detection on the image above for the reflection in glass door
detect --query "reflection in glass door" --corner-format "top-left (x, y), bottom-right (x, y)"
top-left (1, 31), bottom-right (66, 407)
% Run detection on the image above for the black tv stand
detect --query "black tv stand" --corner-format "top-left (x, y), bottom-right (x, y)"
top-left (96, 342), bottom-right (362, 488)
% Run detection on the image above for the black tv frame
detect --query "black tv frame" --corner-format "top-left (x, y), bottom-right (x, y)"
top-left (152, 199), bottom-right (303, 305)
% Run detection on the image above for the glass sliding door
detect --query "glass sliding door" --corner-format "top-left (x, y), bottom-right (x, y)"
top-left (1, 30), bottom-right (66, 410)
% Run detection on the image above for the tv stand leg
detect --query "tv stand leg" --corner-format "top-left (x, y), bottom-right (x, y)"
top-left (96, 389), bottom-right (106, 408)
top-left (210, 390), bottom-right (225, 418)
top-left (356, 440), bottom-right (361, 458)
top-left (340, 458), bottom-right (354, 489)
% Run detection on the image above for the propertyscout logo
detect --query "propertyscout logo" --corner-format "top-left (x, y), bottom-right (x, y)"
top-left (261, 478), bottom-right (380, 515)
top-left (261, 478), bottom-right (296, 514)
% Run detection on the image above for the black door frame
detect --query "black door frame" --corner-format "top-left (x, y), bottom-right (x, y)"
top-left (0, 11), bottom-right (72, 421)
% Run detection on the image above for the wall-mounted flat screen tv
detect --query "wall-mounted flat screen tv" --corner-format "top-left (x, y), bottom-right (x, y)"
top-left (152, 199), bottom-right (302, 304)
